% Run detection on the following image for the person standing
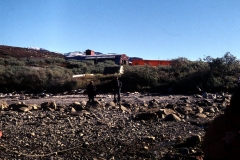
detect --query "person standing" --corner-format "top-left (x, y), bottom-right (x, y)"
top-left (113, 76), bottom-right (122, 103)
top-left (87, 81), bottom-right (96, 103)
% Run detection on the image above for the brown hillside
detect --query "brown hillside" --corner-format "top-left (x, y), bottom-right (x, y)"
top-left (0, 45), bottom-right (65, 58)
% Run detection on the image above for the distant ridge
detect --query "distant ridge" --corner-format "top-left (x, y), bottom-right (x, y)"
top-left (64, 51), bottom-right (114, 57)
top-left (27, 47), bottom-right (50, 52)
top-left (64, 51), bottom-right (85, 57)
top-left (0, 45), bottom-right (64, 58)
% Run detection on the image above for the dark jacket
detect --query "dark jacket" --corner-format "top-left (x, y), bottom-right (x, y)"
top-left (87, 83), bottom-right (96, 96)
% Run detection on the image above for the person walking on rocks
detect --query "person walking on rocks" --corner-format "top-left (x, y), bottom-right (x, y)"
top-left (202, 86), bottom-right (240, 160)
top-left (87, 81), bottom-right (97, 103)
top-left (112, 76), bottom-right (122, 104)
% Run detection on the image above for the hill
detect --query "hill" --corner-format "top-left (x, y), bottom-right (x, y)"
top-left (0, 45), bottom-right (65, 59)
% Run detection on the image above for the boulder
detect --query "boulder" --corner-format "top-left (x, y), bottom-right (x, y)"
top-left (175, 107), bottom-right (192, 115)
top-left (206, 107), bottom-right (215, 113)
top-left (202, 92), bottom-right (208, 98)
top-left (80, 100), bottom-right (87, 106)
top-left (41, 102), bottom-right (57, 111)
top-left (86, 101), bottom-right (102, 108)
top-left (141, 136), bottom-right (155, 141)
top-left (184, 99), bottom-right (191, 103)
top-left (164, 114), bottom-right (181, 121)
top-left (31, 104), bottom-right (41, 110)
top-left (195, 94), bottom-right (203, 98)
top-left (202, 99), bottom-right (212, 106)
top-left (10, 103), bottom-right (32, 111)
top-left (165, 104), bottom-right (177, 110)
top-left (195, 107), bottom-right (204, 114)
top-left (120, 105), bottom-right (131, 113)
top-left (71, 102), bottom-right (85, 111)
top-left (195, 113), bottom-right (207, 118)
top-left (186, 135), bottom-right (202, 147)
top-left (19, 107), bottom-right (30, 112)
top-left (160, 109), bottom-right (175, 115)
top-left (106, 102), bottom-right (116, 107)
top-left (134, 112), bottom-right (158, 121)
top-left (0, 100), bottom-right (8, 110)
top-left (148, 99), bottom-right (159, 108)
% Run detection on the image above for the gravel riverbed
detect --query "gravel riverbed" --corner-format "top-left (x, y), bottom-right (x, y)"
top-left (0, 92), bottom-right (227, 159)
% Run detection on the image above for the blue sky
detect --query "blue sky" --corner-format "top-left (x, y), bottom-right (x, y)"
top-left (0, 0), bottom-right (240, 60)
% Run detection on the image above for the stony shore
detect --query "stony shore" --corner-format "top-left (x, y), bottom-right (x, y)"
top-left (0, 92), bottom-right (230, 159)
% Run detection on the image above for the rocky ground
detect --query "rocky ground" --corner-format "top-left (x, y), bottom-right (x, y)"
top-left (0, 92), bottom-right (231, 159)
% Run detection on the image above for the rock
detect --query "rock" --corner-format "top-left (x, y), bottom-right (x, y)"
top-left (221, 101), bottom-right (228, 108)
top-left (120, 105), bottom-right (131, 113)
top-left (164, 114), bottom-right (181, 121)
top-left (31, 104), bottom-right (40, 110)
top-left (0, 100), bottom-right (8, 110)
top-left (134, 112), bottom-right (158, 120)
top-left (184, 99), bottom-right (191, 103)
top-left (9, 103), bottom-right (32, 111)
top-left (97, 120), bottom-right (108, 125)
top-left (107, 102), bottom-right (116, 107)
top-left (195, 113), bottom-right (207, 118)
top-left (186, 135), bottom-right (202, 147)
top-left (195, 94), bottom-right (202, 98)
top-left (202, 99), bottom-right (212, 106)
top-left (209, 94), bottom-right (216, 99)
top-left (80, 100), bottom-right (87, 106)
top-left (184, 115), bottom-right (189, 119)
top-left (195, 107), bottom-right (204, 113)
top-left (71, 102), bottom-right (85, 111)
top-left (202, 92), bottom-right (208, 98)
top-left (148, 100), bottom-right (158, 108)
top-left (86, 101), bottom-right (102, 110)
top-left (122, 102), bottom-right (132, 108)
top-left (165, 104), bottom-right (177, 110)
top-left (142, 136), bottom-right (155, 141)
top-left (179, 147), bottom-right (189, 155)
top-left (196, 100), bottom-right (210, 107)
top-left (214, 98), bottom-right (224, 103)
top-left (98, 98), bottom-right (104, 102)
top-left (41, 102), bottom-right (57, 110)
top-left (175, 106), bottom-right (192, 115)
top-left (70, 107), bottom-right (76, 112)
top-left (180, 97), bottom-right (189, 100)
top-left (143, 146), bottom-right (148, 150)
top-left (18, 107), bottom-right (30, 112)
top-left (206, 107), bottom-right (215, 113)
top-left (160, 109), bottom-right (175, 115)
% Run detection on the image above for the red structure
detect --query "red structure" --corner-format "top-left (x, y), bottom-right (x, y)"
top-left (86, 49), bottom-right (95, 55)
top-left (132, 60), bottom-right (171, 66)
